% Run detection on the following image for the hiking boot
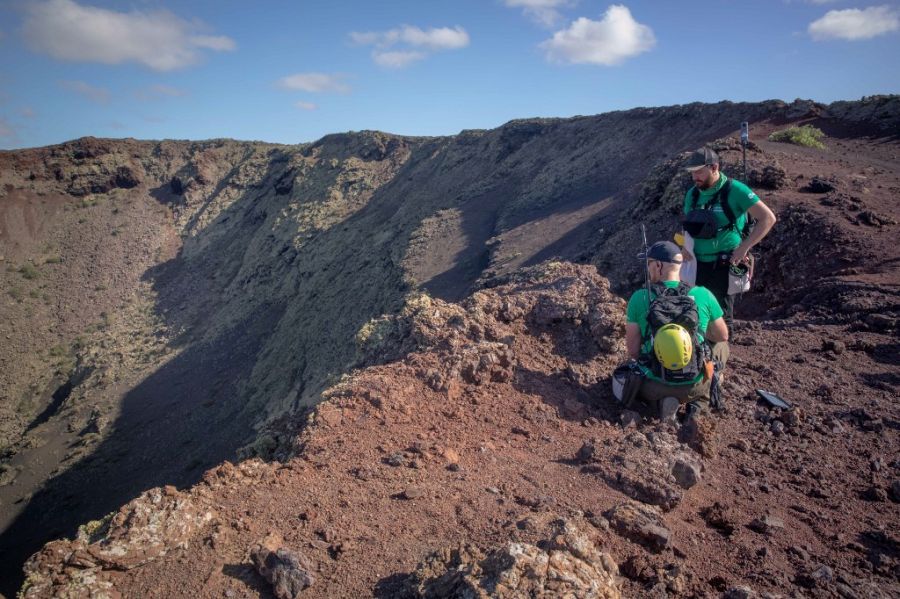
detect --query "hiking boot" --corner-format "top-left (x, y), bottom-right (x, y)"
top-left (659, 396), bottom-right (679, 423)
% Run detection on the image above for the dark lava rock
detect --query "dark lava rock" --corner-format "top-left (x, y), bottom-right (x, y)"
top-left (700, 502), bottom-right (737, 536)
top-left (890, 480), bottom-right (900, 502)
top-left (671, 458), bottom-right (701, 489)
top-left (620, 410), bottom-right (641, 429)
top-left (576, 439), bottom-right (597, 463)
top-left (797, 564), bottom-right (833, 588)
top-left (863, 486), bottom-right (888, 502)
top-left (251, 536), bottom-right (315, 599)
top-left (770, 420), bottom-right (785, 436)
top-left (724, 586), bottom-right (756, 599)
top-left (749, 515), bottom-right (784, 535)
top-left (748, 164), bottom-right (786, 190)
top-left (822, 339), bottom-right (846, 354)
top-left (805, 177), bottom-right (836, 193)
top-left (857, 210), bottom-right (896, 227)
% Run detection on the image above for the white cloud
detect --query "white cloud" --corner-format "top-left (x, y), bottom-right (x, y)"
top-left (350, 25), bottom-right (469, 68)
top-left (189, 35), bottom-right (236, 51)
top-left (504, 0), bottom-right (573, 27)
top-left (277, 73), bottom-right (350, 93)
top-left (60, 80), bottom-right (110, 104)
top-left (373, 50), bottom-right (427, 68)
top-left (294, 101), bottom-right (317, 111)
top-left (539, 5), bottom-right (655, 65)
top-left (351, 25), bottom-right (469, 50)
top-left (23, 0), bottom-right (236, 71)
top-left (808, 5), bottom-right (900, 40)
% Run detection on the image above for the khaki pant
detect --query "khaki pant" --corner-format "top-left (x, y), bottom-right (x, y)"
top-left (637, 342), bottom-right (729, 411)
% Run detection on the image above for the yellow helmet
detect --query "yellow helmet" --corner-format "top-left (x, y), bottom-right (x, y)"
top-left (653, 324), bottom-right (693, 370)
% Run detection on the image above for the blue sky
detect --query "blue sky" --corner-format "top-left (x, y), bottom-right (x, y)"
top-left (0, 0), bottom-right (898, 149)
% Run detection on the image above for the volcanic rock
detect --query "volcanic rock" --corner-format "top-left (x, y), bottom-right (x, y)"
top-left (748, 164), bottom-right (787, 189)
top-left (671, 458), bottom-right (701, 489)
top-left (804, 177), bottom-right (836, 193)
top-left (250, 533), bottom-right (315, 599)
top-left (605, 502), bottom-right (672, 552)
top-left (404, 520), bottom-right (621, 598)
top-left (749, 515), bottom-right (785, 535)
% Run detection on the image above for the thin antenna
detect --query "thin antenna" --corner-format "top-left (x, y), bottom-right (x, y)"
top-left (740, 121), bottom-right (749, 181)
top-left (640, 223), bottom-right (652, 316)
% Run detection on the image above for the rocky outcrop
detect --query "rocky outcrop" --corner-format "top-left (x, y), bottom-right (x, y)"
top-left (405, 519), bottom-right (621, 598)
top-left (21, 485), bottom-right (215, 597)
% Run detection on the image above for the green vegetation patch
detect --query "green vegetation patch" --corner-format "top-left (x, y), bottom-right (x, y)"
top-left (768, 125), bottom-right (826, 149)
top-left (77, 512), bottom-right (114, 544)
top-left (19, 263), bottom-right (40, 280)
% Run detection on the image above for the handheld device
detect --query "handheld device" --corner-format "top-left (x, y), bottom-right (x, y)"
top-left (756, 389), bottom-right (791, 410)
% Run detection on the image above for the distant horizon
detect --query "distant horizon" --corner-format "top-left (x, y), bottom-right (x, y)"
top-left (3, 93), bottom-right (893, 152)
top-left (2, 1), bottom-right (898, 149)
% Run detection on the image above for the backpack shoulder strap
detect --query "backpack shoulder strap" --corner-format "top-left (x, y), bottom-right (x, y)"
top-left (674, 281), bottom-right (693, 295)
top-left (648, 282), bottom-right (667, 298)
top-left (689, 186), bottom-right (700, 210)
top-left (717, 179), bottom-right (737, 228)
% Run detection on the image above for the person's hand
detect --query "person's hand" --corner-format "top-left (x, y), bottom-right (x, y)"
top-left (730, 246), bottom-right (749, 265)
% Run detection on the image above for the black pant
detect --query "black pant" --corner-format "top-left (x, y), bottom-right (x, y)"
top-left (696, 257), bottom-right (734, 328)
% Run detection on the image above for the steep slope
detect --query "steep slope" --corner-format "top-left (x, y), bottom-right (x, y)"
top-left (19, 257), bottom-right (900, 598)
top-left (1, 96), bottom-right (898, 596)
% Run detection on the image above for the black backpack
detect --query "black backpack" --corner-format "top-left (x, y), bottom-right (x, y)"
top-left (683, 179), bottom-right (755, 240)
top-left (640, 282), bottom-right (708, 383)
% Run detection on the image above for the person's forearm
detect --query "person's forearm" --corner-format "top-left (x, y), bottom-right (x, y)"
top-left (738, 210), bottom-right (776, 254)
top-left (626, 338), bottom-right (640, 360)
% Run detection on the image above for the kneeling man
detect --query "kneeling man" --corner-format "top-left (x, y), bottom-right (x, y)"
top-left (621, 241), bottom-right (729, 421)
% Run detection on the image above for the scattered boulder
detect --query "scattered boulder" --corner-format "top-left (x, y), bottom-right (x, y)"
top-left (700, 502), bottom-right (737, 536)
top-left (250, 532), bottom-right (315, 599)
top-left (748, 164), bottom-right (786, 190)
top-left (725, 585), bottom-right (757, 599)
top-left (605, 501), bottom-right (671, 552)
top-left (619, 410), bottom-right (641, 429)
top-left (821, 339), bottom-right (846, 354)
top-left (577, 439), bottom-right (598, 463)
top-left (804, 177), bottom-right (836, 194)
top-left (749, 515), bottom-right (784, 535)
top-left (857, 210), bottom-right (896, 227)
top-left (890, 480), bottom-right (900, 502)
top-left (671, 458), bottom-right (701, 489)
top-left (797, 564), bottom-right (833, 589)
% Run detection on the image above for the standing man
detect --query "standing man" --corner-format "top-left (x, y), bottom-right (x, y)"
top-left (681, 147), bottom-right (776, 326)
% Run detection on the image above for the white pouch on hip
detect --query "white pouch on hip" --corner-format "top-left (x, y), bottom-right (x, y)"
top-left (727, 263), bottom-right (752, 295)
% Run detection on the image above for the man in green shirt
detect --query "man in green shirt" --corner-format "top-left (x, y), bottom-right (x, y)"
top-left (623, 241), bottom-right (729, 420)
top-left (682, 147), bottom-right (777, 326)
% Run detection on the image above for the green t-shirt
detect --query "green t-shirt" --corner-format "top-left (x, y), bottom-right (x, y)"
top-left (625, 281), bottom-right (724, 384)
top-left (683, 173), bottom-right (760, 262)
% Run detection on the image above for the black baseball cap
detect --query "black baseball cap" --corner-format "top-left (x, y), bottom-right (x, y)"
top-left (639, 241), bottom-right (683, 264)
top-left (684, 147), bottom-right (719, 171)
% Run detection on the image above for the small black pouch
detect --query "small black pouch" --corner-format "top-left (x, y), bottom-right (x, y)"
top-left (682, 209), bottom-right (719, 239)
